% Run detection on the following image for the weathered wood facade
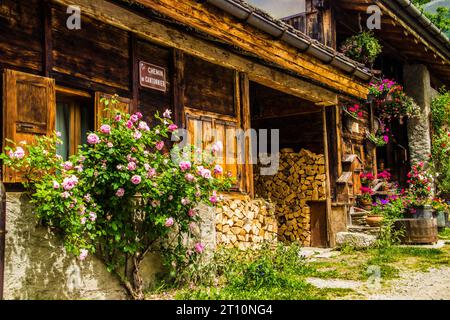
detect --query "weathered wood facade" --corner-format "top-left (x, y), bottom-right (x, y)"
top-left (4, 0), bottom-right (447, 248)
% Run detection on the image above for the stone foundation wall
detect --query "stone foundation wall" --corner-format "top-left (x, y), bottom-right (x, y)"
top-left (3, 193), bottom-right (161, 300)
top-left (255, 149), bottom-right (327, 245)
top-left (215, 198), bottom-right (278, 249)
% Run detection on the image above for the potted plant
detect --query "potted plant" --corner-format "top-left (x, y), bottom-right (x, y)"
top-left (367, 198), bottom-right (391, 227)
top-left (369, 79), bottom-right (420, 124)
top-left (360, 171), bottom-right (375, 187)
top-left (343, 103), bottom-right (364, 133)
top-left (359, 186), bottom-right (374, 210)
top-left (432, 197), bottom-right (449, 230)
top-left (339, 31), bottom-right (382, 67)
top-left (406, 162), bottom-right (434, 219)
top-left (377, 170), bottom-right (392, 191)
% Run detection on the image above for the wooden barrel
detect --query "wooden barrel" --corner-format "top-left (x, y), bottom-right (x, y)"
top-left (394, 219), bottom-right (438, 244)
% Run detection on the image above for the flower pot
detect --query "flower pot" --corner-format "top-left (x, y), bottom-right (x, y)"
top-left (359, 198), bottom-right (373, 210)
top-left (412, 205), bottom-right (433, 219)
top-left (435, 211), bottom-right (447, 230)
top-left (366, 215), bottom-right (384, 227)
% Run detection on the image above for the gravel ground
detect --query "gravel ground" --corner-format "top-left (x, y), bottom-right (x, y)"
top-left (365, 267), bottom-right (450, 300)
top-left (307, 267), bottom-right (450, 300)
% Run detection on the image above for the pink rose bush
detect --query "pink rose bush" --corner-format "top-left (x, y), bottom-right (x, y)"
top-left (0, 97), bottom-right (232, 298)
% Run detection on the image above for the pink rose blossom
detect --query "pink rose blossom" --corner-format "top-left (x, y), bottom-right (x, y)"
top-left (56, 131), bottom-right (62, 137)
top-left (181, 198), bottom-right (190, 206)
top-left (188, 209), bottom-right (196, 217)
top-left (211, 141), bottom-right (223, 154)
top-left (165, 217), bottom-right (174, 227)
top-left (107, 142), bottom-right (113, 148)
top-left (179, 161), bottom-right (191, 172)
top-left (214, 165), bottom-right (223, 175)
top-left (144, 163), bottom-right (151, 171)
top-left (53, 181), bottom-right (60, 189)
top-left (117, 164), bottom-right (124, 171)
top-left (135, 112), bottom-right (143, 119)
top-left (116, 188), bottom-right (125, 197)
top-left (185, 173), bottom-right (195, 182)
top-left (126, 120), bottom-right (133, 129)
top-left (89, 212), bottom-right (97, 222)
top-left (134, 131), bottom-right (142, 140)
top-left (87, 133), bottom-right (100, 145)
top-left (80, 217), bottom-right (87, 225)
top-left (114, 114), bottom-right (122, 121)
top-left (127, 162), bottom-right (137, 171)
top-left (156, 141), bottom-right (164, 151)
top-left (131, 175), bottom-right (141, 185)
top-left (100, 124), bottom-right (111, 134)
top-left (14, 147), bottom-right (25, 159)
top-left (147, 168), bottom-right (157, 178)
top-left (62, 161), bottom-right (73, 171)
top-left (130, 114), bottom-right (139, 123)
top-left (151, 200), bottom-right (160, 207)
top-left (194, 243), bottom-right (205, 254)
top-left (79, 249), bottom-right (88, 261)
top-left (163, 109), bottom-right (172, 118)
top-left (61, 191), bottom-right (70, 199)
top-left (168, 124), bottom-right (178, 132)
top-left (209, 191), bottom-right (218, 204)
top-left (62, 175), bottom-right (79, 191)
top-left (198, 167), bottom-right (212, 179)
top-left (138, 121), bottom-right (150, 131)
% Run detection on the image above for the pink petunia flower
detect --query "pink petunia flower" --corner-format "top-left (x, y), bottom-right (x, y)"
top-left (126, 120), bottom-right (133, 129)
top-left (135, 112), bottom-right (143, 119)
top-left (168, 124), bottom-right (178, 132)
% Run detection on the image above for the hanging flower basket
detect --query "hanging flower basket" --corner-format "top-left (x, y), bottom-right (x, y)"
top-left (369, 79), bottom-right (420, 123)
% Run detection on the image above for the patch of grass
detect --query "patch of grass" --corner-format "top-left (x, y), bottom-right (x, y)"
top-left (439, 228), bottom-right (450, 240)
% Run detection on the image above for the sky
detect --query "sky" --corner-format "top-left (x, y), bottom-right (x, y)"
top-left (246, 0), bottom-right (305, 19)
top-left (423, 0), bottom-right (450, 13)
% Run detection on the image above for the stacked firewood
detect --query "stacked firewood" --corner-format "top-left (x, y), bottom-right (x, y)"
top-left (216, 198), bottom-right (278, 249)
top-left (255, 149), bottom-right (327, 245)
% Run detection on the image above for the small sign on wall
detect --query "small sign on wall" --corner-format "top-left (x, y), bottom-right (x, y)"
top-left (139, 61), bottom-right (167, 92)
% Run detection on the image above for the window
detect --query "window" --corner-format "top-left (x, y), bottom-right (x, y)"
top-left (55, 93), bottom-right (93, 160)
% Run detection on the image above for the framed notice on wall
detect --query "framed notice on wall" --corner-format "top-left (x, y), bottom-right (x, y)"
top-left (139, 61), bottom-right (167, 92)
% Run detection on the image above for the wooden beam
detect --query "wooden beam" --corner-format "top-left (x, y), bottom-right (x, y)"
top-left (322, 108), bottom-right (333, 247)
top-left (52, 0), bottom-right (341, 105)
top-left (42, 0), bottom-right (53, 77)
top-left (130, 32), bottom-right (139, 114)
top-left (172, 49), bottom-right (185, 128)
top-left (134, 0), bottom-right (369, 98)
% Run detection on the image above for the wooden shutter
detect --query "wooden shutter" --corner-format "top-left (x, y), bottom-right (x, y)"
top-left (94, 92), bottom-right (132, 129)
top-left (2, 69), bottom-right (56, 183)
top-left (185, 108), bottom-right (243, 191)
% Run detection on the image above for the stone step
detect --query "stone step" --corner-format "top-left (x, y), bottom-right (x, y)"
top-left (348, 226), bottom-right (381, 236)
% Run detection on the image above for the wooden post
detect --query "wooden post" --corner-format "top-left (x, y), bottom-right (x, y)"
top-left (322, 108), bottom-right (333, 247)
top-left (0, 181), bottom-right (5, 300)
top-left (239, 73), bottom-right (254, 197)
top-left (172, 49), bottom-right (185, 128)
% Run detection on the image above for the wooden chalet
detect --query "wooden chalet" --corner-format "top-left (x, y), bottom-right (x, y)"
top-left (0, 0), bottom-right (449, 249)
